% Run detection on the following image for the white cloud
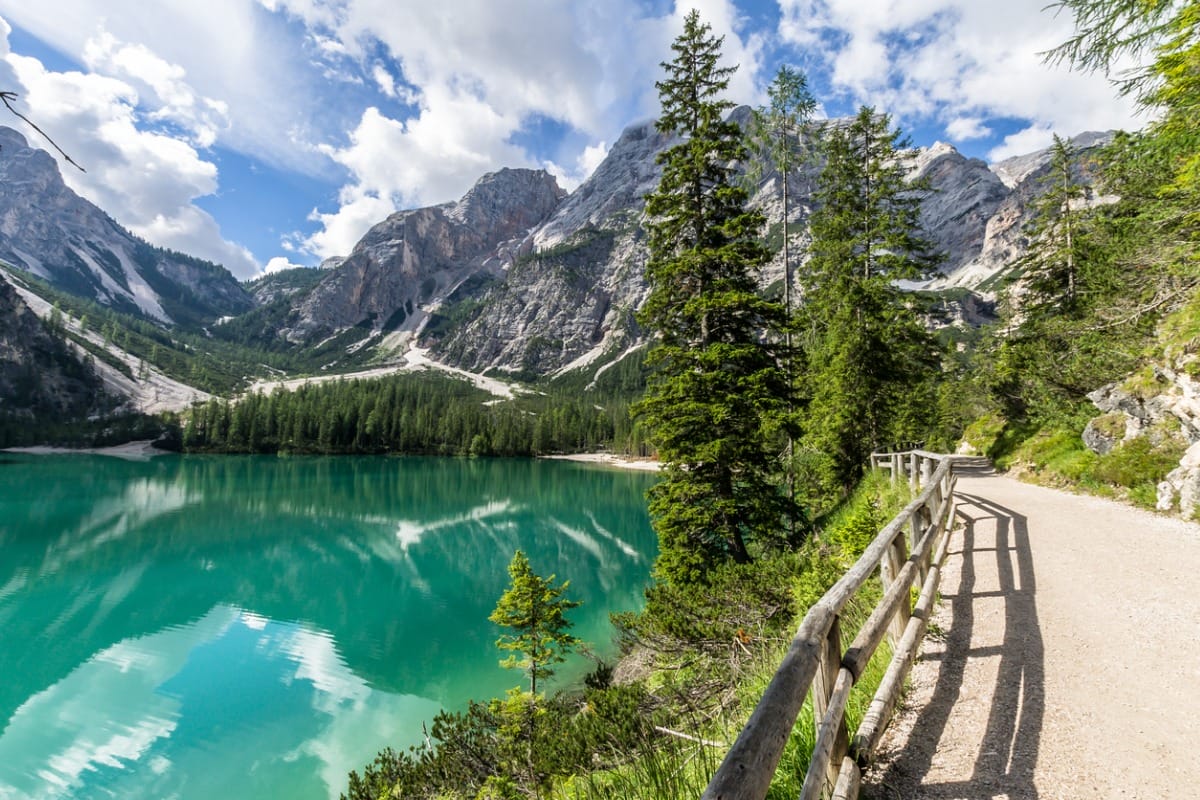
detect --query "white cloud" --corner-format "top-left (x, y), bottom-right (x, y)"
top-left (776, 0), bottom-right (1142, 154)
top-left (545, 139), bottom-right (610, 193)
top-left (371, 63), bottom-right (395, 97)
top-left (945, 116), bottom-right (992, 141)
top-left (81, 31), bottom-right (230, 148)
top-left (264, 256), bottom-right (307, 274)
top-left (3, 41), bottom-right (260, 278)
top-left (1, 2), bottom-right (771, 269)
top-left (988, 123), bottom-right (1055, 161)
top-left (280, 0), bottom-right (767, 258)
top-left (0, 0), bottom-right (331, 176)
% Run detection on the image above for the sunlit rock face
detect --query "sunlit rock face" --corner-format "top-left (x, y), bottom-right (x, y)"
top-left (0, 127), bottom-right (252, 326)
top-left (252, 117), bottom-right (1113, 378)
top-left (281, 168), bottom-right (567, 345)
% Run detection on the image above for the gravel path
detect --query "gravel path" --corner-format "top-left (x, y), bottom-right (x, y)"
top-left (863, 465), bottom-right (1200, 799)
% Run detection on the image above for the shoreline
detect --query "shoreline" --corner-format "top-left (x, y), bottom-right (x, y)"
top-left (540, 453), bottom-right (661, 472)
top-left (2, 443), bottom-right (661, 470)
top-left (2, 439), bottom-right (171, 461)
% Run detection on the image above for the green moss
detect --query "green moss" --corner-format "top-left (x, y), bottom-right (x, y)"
top-left (1120, 366), bottom-right (1168, 400)
top-left (1156, 292), bottom-right (1200, 360)
top-left (1090, 412), bottom-right (1126, 439)
top-left (1092, 436), bottom-right (1184, 493)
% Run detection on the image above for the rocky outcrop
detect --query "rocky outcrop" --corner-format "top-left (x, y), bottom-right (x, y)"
top-left (431, 120), bottom-right (672, 373)
top-left (0, 126), bottom-right (252, 326)
top-left (1085, 365), bottom-right (1200, 515)
top-left (911, 143), bottom-right (1011, 276)
top-left (929, 131), bottom-right (1113, 291)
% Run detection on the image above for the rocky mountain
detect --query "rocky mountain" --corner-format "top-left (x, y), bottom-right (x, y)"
top-left (304, 117), bottom-right (1106, 377)
top-left (0, 126), bottom-right (252, 327)
top-left (275, 168), bottom-right (566, 346)
top-left (0, 277), bottom-right (107, 422)
top-left (927, 131), bottom-right (1113, 290)
top-left (0, 115), bottom-right (1111, 387)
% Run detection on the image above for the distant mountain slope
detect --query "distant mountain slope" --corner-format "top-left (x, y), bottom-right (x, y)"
top-left (0, 117), bottom-right (1112, 387)
top-left (277, 167), bottom-right (566, 347)
top-left (0, 276), bottom-right (107, 422)
top-left (0, 126), bottom-right (253, 328)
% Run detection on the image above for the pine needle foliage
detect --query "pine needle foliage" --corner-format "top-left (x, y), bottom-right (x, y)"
top-left (636, 10), bottom-right (793, 585)
top-left (797, 108), bottom-right (941, 495)
top-left (489, 550), bottom-right (581, 696)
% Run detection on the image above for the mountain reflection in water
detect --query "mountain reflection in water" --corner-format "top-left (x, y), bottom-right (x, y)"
top-left (0, 454), bottom-right (657, 800)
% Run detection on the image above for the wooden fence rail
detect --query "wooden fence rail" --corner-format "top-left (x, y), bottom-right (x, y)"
top-left (701, 450), bottom-right (959, 800)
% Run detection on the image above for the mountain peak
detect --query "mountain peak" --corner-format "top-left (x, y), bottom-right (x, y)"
top-left (447, 167), bottom-right (566, 237)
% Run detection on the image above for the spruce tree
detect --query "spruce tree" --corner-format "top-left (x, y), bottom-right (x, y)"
top-left (489, 550), bottom-right (581, 696)
top-left (636, 10), bottom-right (791, 585)
top-left (1018, 134), bottom-right (1091, 319)
top-left (747, 66), bottom-right (817, 525)
top-left (798, 107), bottom-right (940, 494)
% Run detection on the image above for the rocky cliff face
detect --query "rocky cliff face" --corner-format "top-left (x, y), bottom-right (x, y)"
top-left (281, 167), bottom-right (566, 344)
top-left (0, 277), bottom-right (106, 420)
top-left (432, 120), bottom-right (673, 373)
top-left (929, 131), bottom-right (1113, 290)
top-left (2, 113), bottom-right (1110, 382)
top-left (1086, 359), bottom-right (1200, 517)
top-left (0, 126), bottom-right (252, 327)
top-left (258, 119), bottom-right (1115, 378)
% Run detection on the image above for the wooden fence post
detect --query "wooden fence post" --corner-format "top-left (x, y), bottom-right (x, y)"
top-left (877, 533), bottom-right (911, 647)
top-left (812, 615), bottom-right (849, 797)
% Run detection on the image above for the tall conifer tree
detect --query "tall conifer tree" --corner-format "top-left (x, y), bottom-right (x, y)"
top-left (637, 11), bottom-right (791, 584)
top-left (799, 107), bottom-right (939, 493)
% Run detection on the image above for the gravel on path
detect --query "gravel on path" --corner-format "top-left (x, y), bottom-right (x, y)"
top-left (863, 466), bottom-right (1200, 800)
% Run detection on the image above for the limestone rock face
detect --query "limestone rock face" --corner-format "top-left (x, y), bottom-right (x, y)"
top-left (0, 127), bottom-right (252, 325)
top-left (911, 142), bottom-right (1011, 276)
top-left (266, 116), bottom-right (1113, 377)
top-left (1086, 366), bottom-right (1200, 515)
top-left (283, 168), bottom-right (566, 344)
top-left (929, 131), bottom-right (1114, 291)
top-left (432, 120), bottom-right (672, 373)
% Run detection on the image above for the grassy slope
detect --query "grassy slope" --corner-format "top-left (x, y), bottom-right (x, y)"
top-left (556, 471), bottom-right (912, 799)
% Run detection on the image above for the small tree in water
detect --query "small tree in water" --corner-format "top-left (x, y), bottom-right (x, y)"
top-left (489, 549), bottom-right (581, 695)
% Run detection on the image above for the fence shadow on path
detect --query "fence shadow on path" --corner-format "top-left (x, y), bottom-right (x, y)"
top-left (867, 473), bottom-right (1045, 800)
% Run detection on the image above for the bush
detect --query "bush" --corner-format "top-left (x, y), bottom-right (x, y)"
top-left (1092, 436), bottom-right (1184, 492)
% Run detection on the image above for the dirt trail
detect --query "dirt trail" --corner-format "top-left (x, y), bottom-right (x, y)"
top-left (864, 465), bottom-right (1200, 800)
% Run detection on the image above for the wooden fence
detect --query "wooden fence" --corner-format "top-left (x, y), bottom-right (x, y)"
top-left (701, 450), bottom-right (959, 800)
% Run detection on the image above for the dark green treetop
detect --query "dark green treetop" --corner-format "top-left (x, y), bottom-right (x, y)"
top-left (798, 107), bottom-right (940, 494)
top-left (1016, 134), bottom-right (1092, 319)
top-left (636, 10), bottom-right (794, 585)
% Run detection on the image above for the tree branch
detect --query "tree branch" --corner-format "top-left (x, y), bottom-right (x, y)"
top-left (1, 91), bottom-right (86, 172)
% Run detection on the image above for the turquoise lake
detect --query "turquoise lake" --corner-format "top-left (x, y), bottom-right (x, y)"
top-left (0, 454), bottom-right (659, 799)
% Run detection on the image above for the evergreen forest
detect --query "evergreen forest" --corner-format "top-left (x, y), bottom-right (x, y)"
top-left (339, 1), bottom-right (1200, 797)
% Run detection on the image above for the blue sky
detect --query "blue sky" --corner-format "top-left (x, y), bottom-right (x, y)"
top-left (0, 0), bottom-right (1141, 279)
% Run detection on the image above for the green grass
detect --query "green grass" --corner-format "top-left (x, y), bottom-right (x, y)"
top-left (554, 471), bottom-right (913, 800)
top-left (993, 417), bottom-right (1185, 510)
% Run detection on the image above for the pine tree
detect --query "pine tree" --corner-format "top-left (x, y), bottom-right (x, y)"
top-left (747, 65), bottom-right (818, 527)
top-left (636, 10), bottom-right (792, 585)
top-left (489, 550), bottom-right (581, 696)
top-left (748, 65), bottom-right (817, 327)
top-left (1017, 134), bottom-right (1091, 319)
top-left (799, 107), bottom-right (940, 494)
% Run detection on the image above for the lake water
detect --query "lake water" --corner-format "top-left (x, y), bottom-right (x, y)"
top-left (0, 454), bottom-right (658, 800)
